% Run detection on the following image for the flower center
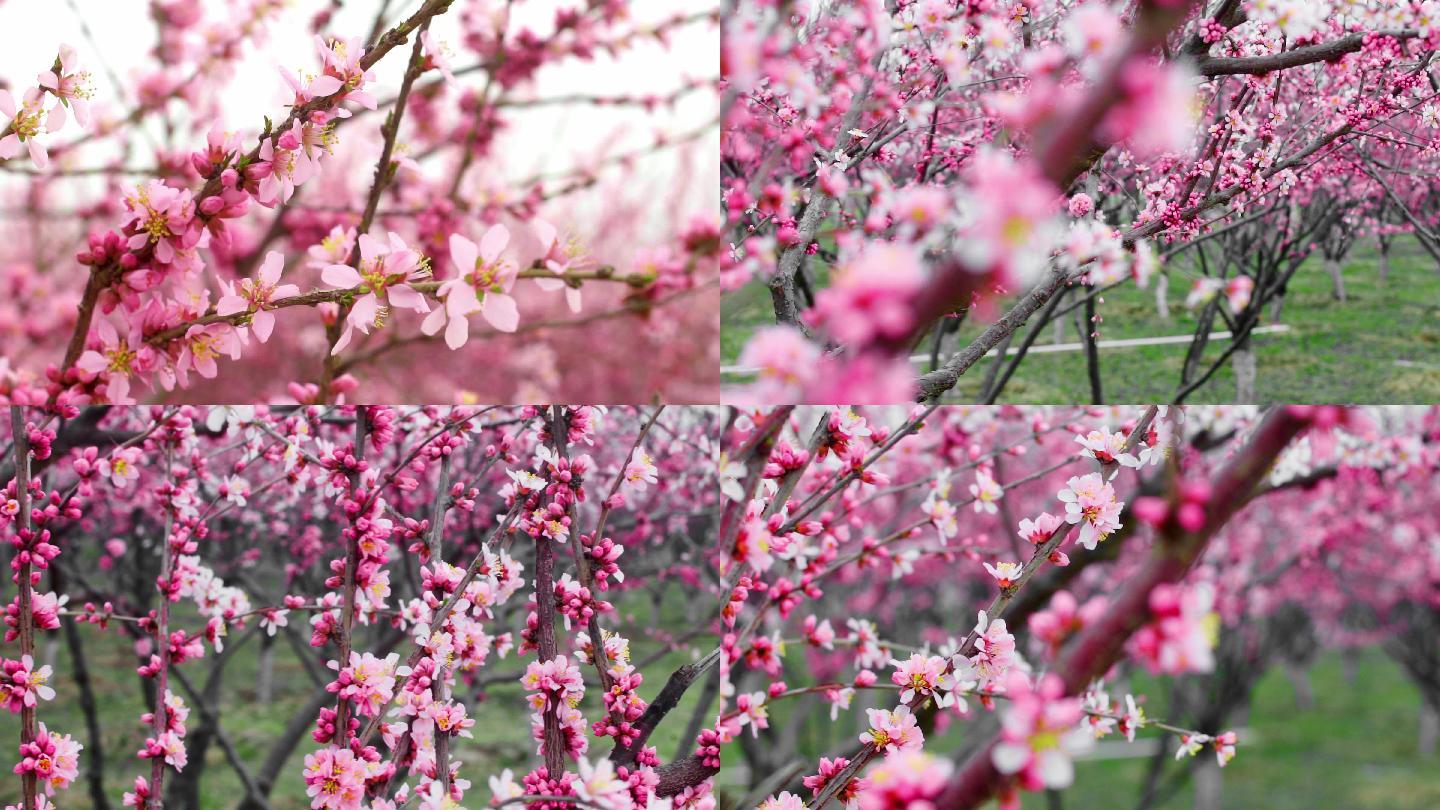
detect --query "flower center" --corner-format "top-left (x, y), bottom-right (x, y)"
top-left (360, 258), bottom-right (391, 292)
top-left (10, 105), bottom-right (43, 139)
top-left (1002, 215), bottom-right (1032, 246)
top-left (1031, 730), bottom-right (1060, 751)
top-left (62, 72), bottom-right (96, 100)
top-left (107, 343), bottom-right (136, 374)
top-left (143, 211), bottom-right (172, 243)
top-left (191, 335), bottom-right (219, 362)
top-left (469, 259), bottom-right (508, 294)
top-left (242, 279), bottom-right (275, 306)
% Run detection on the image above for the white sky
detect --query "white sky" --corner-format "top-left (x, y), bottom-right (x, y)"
top-left (0, 0), bottom-right (718, 231)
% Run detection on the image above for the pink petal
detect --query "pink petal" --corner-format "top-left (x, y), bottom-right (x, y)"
top-left (322, 264), bottom-right (362, 288)
top-left (309, 75), bottom-right (344, 96)
top-left (76, 351), bottom-right (107, 375)
top-left (214, 294), bottom-right (248, 316)
top-left (0, 134), bottom-right (19, 160)
top-left (386, 284), bottom-right (428, 313)
top-left (259, 251), bottom-right (285, 284)
top-left (446, 285), bottom-right (482, 317)
top-left (27, 139), bottom-right (48, 171)
top-left (279, 66), bottom-right (301, 92)
top-left (449, 233), bottom-right (477, 272)
top-left (348, 295), bottom-right (379, 331)
top-left (252, 311), bottom-right (275, 343)
top-left (358, 233), bottom-right (386, 263)
top-left (481, 294), bottom-right (519, 333)
top-left (0, 89), bottom-right (14, 119)
top-left (444, 312), bottom-right (470, 349)
top-left (330, 324), bottom-right (354, 355)
top-left (479, 223), bottom-right (509, 262)
top-left (532, 219), bottom-right (557, 249)
top-left (420, 306), bottom-right (447, 337)
top-left (46, 103), bottom-right (65, 132)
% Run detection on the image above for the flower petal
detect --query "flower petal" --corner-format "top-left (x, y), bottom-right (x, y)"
top-left (309, 75), bottom-right (344, 96)
top-left (252, 311), bottom-right (275, 343)
top-left (481, 294), bottom-right (519, 332)
top-left (444, 312), bottom-right (470, 349)
top-left (259, 251), bottom-right (285, 284)
top-left (449, 233), bottom-right (477, 272)
top-left (322, 264), bottom-right (363, 289)
top-left (532, 219), bottom-right (557, 250)
top-left (479, 223), bottom-right (509, 262)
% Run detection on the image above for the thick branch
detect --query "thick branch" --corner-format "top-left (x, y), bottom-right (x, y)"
top-left (9, 408), bottom-right (38, 810)
top-left (1196, 30), bottom-right (1419, 76)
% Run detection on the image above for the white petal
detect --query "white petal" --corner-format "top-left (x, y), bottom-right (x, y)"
top-left (992, 743), bottom-right (1029, 775)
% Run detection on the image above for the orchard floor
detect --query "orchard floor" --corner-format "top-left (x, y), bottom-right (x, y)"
top-left (720, 237), bottom-right (1440, 403)
top-left (1020, 649), bottom-right (1440, 810)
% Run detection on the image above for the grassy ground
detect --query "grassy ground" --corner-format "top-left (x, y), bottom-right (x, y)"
top-left (3, 616), bottom-right (1437, 808)
top-left (721, 238), bottom-right (1440, 403)
top-left (1038, 648), bottom-right (1440, 810)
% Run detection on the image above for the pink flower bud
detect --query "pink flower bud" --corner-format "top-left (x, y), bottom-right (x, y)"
top-left (1133, 496), bottom-right (1169, 528)
top-left (1177, 502), bottom-right (1206, 532)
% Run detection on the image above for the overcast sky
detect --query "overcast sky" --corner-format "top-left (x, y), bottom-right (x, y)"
top-left (0, 0), bottom-right (717, 227)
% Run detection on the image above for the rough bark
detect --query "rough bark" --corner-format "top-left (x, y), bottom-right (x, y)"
top-left (1232, 335), bottom-right (1256, 405)
top-left (1325, 258), bottom-right (1347, 302)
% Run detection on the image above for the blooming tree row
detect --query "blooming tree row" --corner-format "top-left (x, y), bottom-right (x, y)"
top-left (0, 404), bottom-right (728, 809)
top-left (0, 0), bottom-right (720, 404)
top-left (4, 403), bottom-right (1436, 808)
top-left (722, 0), bottom-right (1440, 403)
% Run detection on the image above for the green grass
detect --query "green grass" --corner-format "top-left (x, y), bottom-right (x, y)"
top-left (1034, 648), bottom-right (1440, 810)
top-left (722, 238), bottom-right (1440, 403)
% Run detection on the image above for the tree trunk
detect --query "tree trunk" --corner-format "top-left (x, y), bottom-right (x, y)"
top-left (1420, 702), bottom-right (1439, 757)
top-left (1284, 662), bottom-right (1314, 711)
top-left (1233, 336), bottom-right (1256, 405)
top-left (1325, 258), bottom-right (1347, 302)
top-left (1052, 290), bottom-right (1068, 344)
top-left (1193, 755), bottom-right (1224, 810)
top-left (1341, 647), bottom-right (1361, 685)
top-left (1376, 236), bottom-right (1390, 283)
top-left (1154, 273), bottom-right (1170, 319)
top-left (257, 636), bottom-right (275, 704)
